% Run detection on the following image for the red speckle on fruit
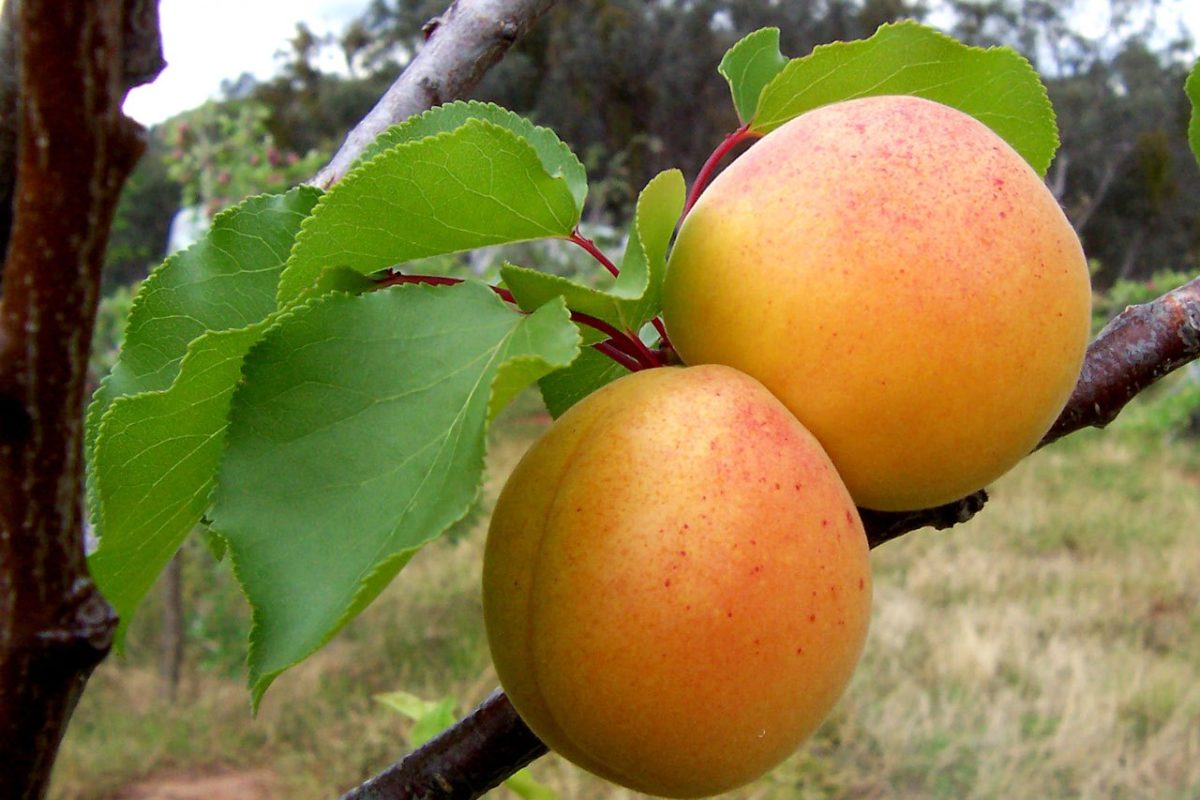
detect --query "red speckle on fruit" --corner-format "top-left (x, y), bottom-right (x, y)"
top-left (664, 579), bottom-right (672, 588)
top-left (844, 510), bottom-right (853, 525)
top-left (808, 613), bottom-right (817, 623)
top-left (859, 578), bottom-right (865, 591)
top-left (821, 519), bottom-right (829, 527)
top-left (727, 611), bottom-right (734, 619)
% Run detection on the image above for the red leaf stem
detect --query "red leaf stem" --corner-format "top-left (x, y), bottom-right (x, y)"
top-left (567, 228), bottom-right (620, 277)
top-left (375, 271), bottom-right (654, 370)
top-left (683, 123), bottom-right (756, 216)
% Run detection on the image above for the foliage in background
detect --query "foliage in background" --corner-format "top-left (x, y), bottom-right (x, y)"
top-left (165, 100), bottom-right (324, 219)
top-left (101, 0), bottom-right (1200, 294)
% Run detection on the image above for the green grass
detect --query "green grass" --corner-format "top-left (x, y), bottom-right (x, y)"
top-left (50, 407), bottom-right (1200, 799)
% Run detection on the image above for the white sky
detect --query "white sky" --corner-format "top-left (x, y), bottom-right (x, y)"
top-left (0, 0), bottom-right (1194, 126)
top-left (124, 0), bottom-right (364, 125)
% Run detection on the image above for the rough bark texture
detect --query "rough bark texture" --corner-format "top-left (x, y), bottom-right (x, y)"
top-left (1042, 276), bottom-right (1200, 445)
top-left (312, 0), bottom-right (559, 189)
top-left (340, 691), bottom-right (548, 800)
top-left (0, 2), bottom-right (160, 797)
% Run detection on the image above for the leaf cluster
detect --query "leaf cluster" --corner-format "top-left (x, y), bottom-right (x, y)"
top-left (85, 23), bottom-right (1200, 707)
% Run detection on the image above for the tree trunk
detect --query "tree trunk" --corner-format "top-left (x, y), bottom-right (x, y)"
top-left (0, 3), bottom-right (161, 797)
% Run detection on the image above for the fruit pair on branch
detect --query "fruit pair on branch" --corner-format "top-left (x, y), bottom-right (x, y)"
top-left (481, 95), bottom-right (1093, 797)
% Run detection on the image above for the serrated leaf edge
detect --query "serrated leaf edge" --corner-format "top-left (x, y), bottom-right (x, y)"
top-left (752, 21), bottom-right (1059, 174)
top-left (86, 186), bottom-right (323, 534)
top-left (357, 99), bottom-right (588, 210)
top-left (219, 282), bottom-right (573, 707)
top-left (718, 27), bottom-right (786, 124)
top-left (278, 120), bottom-right (583, 305)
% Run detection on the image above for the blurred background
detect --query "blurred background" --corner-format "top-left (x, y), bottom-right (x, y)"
top-left (60, 1), bottom-right (1200, 797)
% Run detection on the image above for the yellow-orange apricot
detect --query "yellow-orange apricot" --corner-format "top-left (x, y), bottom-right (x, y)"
top-left (662, 95), bottom-right (1091, 511)
top-left (483, 365), bottom-right (871, 798)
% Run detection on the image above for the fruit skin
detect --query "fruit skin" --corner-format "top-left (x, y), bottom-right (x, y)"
top-left (662, 95), bottom-right (1092, 512)
top-left (483, 365), bottom-right (871, 798)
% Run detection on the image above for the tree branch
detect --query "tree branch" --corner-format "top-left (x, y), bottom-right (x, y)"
top-left (341, 691), bottom-right (546, 800)
top-left (339, 275), bottom-right (1200, 799)
top-left (312, 0), bottom-right (560, 189)
top-left (0, 2), bottom-right (161, 797)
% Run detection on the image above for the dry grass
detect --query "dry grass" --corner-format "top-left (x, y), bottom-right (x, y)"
top-left (50, 413), bottom-right (1200, 800)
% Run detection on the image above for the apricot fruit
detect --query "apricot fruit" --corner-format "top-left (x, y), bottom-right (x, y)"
top-left (483, 365), bottom-right (871, 798)
top-left (661, 95), bottom-right (1091, 511)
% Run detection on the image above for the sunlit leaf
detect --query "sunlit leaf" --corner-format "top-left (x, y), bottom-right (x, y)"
top-left (752, 21), bottom-right (1057, 175)
top-left (357, 100), bottom-right (587, 212)
top-left (719, 27), bottom-right (789, 124)
top-left (209, 283), bottom-right (579, 706)
top-left (279, 120), bottom-right (581, 303)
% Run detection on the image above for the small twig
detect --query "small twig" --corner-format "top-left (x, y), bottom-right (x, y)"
top-left (313, 0), bottom-right (560, 189)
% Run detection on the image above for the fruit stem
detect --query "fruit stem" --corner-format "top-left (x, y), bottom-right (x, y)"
top-left (376, 271), bottom-right (655, 370)
top-left (683, 123), bottom-right (757, 217)
top-left (565, 228), bottom-right (673, 355)
top-left (570, 311), bottom-right (660, 369)
top-left (592, 341), bottom-right (642, 373)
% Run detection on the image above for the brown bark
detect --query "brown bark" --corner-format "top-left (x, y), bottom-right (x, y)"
top-left (0, 2), bottom-right (160, 797)
top-left (313, 0), bottom-right (560, 189)
top-left (340, 691), bottom-right (547, 800)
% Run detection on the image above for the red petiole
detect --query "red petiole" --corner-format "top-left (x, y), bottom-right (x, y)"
top-left (567, 228), bottom-right (674, 351)
top-left (683, 123), bottom-right (757, 217)
top-left (376, 271), bottom-right (660, 370)
top-left (568, 229), bottom-right (620, 277)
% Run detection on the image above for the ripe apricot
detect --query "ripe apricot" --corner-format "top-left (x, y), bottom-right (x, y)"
top-left (483, 365), bottom-right (871, 797)
top-left (662, 95), bottom-right (1091, 511)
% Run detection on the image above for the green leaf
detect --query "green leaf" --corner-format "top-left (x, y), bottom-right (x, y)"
top-left (357, 100), bottom-right (587, 212)
top-left (85, 189), bottom-right (320, 642)
top-left (89, 324), bottom-right (269, 642)
top-left (538, 346), bottom-right (629, 419)
top-left (87, 187), bottom-right (322, 463)
top-left (1187, 59), bottom-right (1200, 168)
top-left (279, 120), bottom-right (582, 303)
top-left (501, 169), bottom-right (685, 332)
top-left (618, 169), bottom-right (686, 327)
top-left (753, 21), bottom-right (1058, 175)
top-left (719, 28), bottom-right (789, 125)
top-left (209, 282), bottom-right (579, 705)
top-left (376, 692), bottom-right (458, 747)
